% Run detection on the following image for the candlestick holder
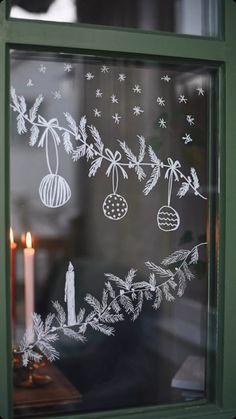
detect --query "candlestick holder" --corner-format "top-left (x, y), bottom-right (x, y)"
top-left (13, 349), bottom-right (52, 388)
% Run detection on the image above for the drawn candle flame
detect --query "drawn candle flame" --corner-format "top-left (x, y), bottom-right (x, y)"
top-left (26, 231), bottom-right (33, 249)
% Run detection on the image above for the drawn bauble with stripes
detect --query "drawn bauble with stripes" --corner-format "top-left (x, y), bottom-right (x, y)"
top-left (157, 158), bottom-right (180, 232)
top-left (38, 117), bottom-right (71, 208)
top-left (102, 149), bottom-right (128, 220)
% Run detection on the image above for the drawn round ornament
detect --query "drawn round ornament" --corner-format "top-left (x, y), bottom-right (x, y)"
top-left (103, 193), bottom-right (128, 221)
top-left (39, 174), bottom-right (71, 208)
top-left (157, 205), bottom-right (180, 232)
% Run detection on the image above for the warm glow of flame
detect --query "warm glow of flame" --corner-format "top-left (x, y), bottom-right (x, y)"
top-left (10, 227), bottom-right (14, 244)
top-left (26, 232), bottom-right (33, 249)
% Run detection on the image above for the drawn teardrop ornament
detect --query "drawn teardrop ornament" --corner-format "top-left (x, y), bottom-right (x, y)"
top-left (157, 205), bottom-right (180, 232)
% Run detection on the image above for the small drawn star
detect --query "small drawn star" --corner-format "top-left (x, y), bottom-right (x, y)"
top-left (133, 84), bottom-right (142, 93)
top-left (196, 87), bottom-right (205, 96)
top-left (161, 75), bottom-right (171, 82)
top-left (112, 113), bottom-right (122, 124)
top-left (101, 65), bottom-right (109, 73)
top-left (52, 90), bottom-right (62, 100)
top-left (178, 95), bottom-right (188, 104)
top-left (158, 118), bottom-right (167, 128)
top-left (111, 94), bottom-right (118, 104)
top-left (93, 108), bottom-right (101, 117)
top-left (182, 133), bottom-right (193, 144)
top-left (39, 64), bottom-right (46, 73)
top-left (64, 63), bottom-right (72, 72)
top-left (96, 89), bottom-right (103, 98)
top-left (156, 97), bottom-right (165, 106)
top-left (26, 79), bottom-right (34, 87)
top-left (186, 115), bottom-right (195, 126)
top-left (133, 106), bottom-right (144, 116)
top-left (118, 73), bottom-right (126, 82)
top-left (85, 72), bottom-right (94, 80)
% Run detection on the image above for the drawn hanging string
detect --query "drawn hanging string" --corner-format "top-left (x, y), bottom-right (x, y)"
top-left (157, 158), bottom-right (181, 232)
top-left (37, 116), bottom-right (71, 208)
top-left (103, 148), bottom-right (128, 221)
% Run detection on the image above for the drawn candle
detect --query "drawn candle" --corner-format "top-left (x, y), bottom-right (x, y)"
top-left (24, 232), bottom-right (35, 334)
top-left (10, 227), bottom-right (17, 326)
top-left (64, 262), bottom-right (76, 326)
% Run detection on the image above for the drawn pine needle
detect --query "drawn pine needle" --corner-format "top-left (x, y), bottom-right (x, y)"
top-left (143, 165), bottom-right (161, 195)
top-left (64, 112), bottom-right (80, 139)
top-left (88, 125), bottom-right (104, 154)
top-left (52, 301), bottom-right (66, 326)
top-left (182, 261), bottom-right (195, 281)
top-left (137, 135), bottom-right (146, 163)
top-left (153, 288), bottom-right (163, 309)
top-left (90, 322), bottom-right (115, 336)
top-left (72, 144), bottom-right (86, 161)
top-left (77, 308), bottom-right (85, 325)
top-left (79, 115), bottom-right (87, 142)
top-left (125, 268), bottom-right (137, 289)
top-left (62, 328), bottom-right (86, 343)
top-left (85, 294), bottom-right (101, 314)
top-left (119, 295), bottom-right (134, 314)
top-left (145, 261), bottom-right (173, 278)
top-left (88, 157), bottom-right (103, 177)
top-left (118, 140), bottom-right (137, 165)
top-left (148, 145), bottom-right (160, 164)
top-left (105, 273), bottom-right (127, 289)
top-left (191, 168), bottom-right (200, 190)
top-left (63, 131), bottom-right (73, 154)
top-left (105, 281), bottom-right (116, 299)
top-left (29, 94), bottom-right (44, 122)
top-left (162, 283), bottom-right (175, 302)
top-left (133, 291), bottom-right (143, 321)
top-left (176, 269), bottom-right (187, 297)
top-left (161, 249), bottom-right (190, 266)
top-left (177, 182), bottom-right (190, 198)
top-left (190, 246), bottom-right (199, 264)
top-left (29, 125), bottom-right (40, 146)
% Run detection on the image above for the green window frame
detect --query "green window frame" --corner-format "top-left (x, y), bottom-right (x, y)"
top-left (0, 1), bottom-right (236, 418)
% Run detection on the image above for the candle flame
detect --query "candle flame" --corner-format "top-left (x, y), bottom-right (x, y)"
top-left (26, 232), bottom-right (32, 249)
top-left (10, 227), bottom-right (14, 244)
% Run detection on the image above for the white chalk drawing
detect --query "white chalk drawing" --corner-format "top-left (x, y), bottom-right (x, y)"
top-left (158, 118), bottom-right (167, 128)
top-left (161, 75), bottom-right (171, 82)
top-left (157, 97), bottom-right (165, 106)
top-left (196, 87), bottom-right (205, 96)
top-left (93, 108), bottom-right (102, 117)
top-left (96, 89), bottom-right (103, 98)
top-left (27, 79), bottom-right (34, 87)
top-left (157, 158), bottom-right (180, 231)
top-left (101, 65), bottom-right (109, 73)
top-left (111, 94), bottom-right (118, 104)
top-left (118, 73), bottom-right (126, 82)
top-left (133, 106), bottom-right (144, 116)
top-left (133, 85), bottom-right (142, 93)
top-left (186, 115), bottom-right (195, 126)
top-left (64, 262), bottom-right (76, 326)
top-left (112, 113), bottom-right (122, 124)
top-left (178, 95), bottom-right (188, 104)
top-left (15, 241), bottom-right (207, 365)
top-left (64, 63), bottom-right (72, 73)
top-left (52, 91), bottom-right (62, 100)
top-left (85, 72), bottom-right (94, 80)
top-left (11, 88), bottom-right (207, 225)
top-left (182, 133), bottom-right (193, 144)
top-left (39, 64), bottom-right (46, 73)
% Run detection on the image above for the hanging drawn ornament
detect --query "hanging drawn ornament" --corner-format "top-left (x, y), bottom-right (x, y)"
top-left (103, 193), bottom-right (128, 221)
top-left (157, 205), bottom-right (180, 232)
top-left (39, 174), bottom-right (71, 208)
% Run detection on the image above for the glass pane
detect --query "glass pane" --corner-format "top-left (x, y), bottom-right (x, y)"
top-left (10, 50), bottom-right (217, 417)
top-left (10, 0), bottom-right (219, 38)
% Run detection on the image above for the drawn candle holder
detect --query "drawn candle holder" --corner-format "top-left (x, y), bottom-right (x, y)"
top-left (157, 158), bottom-right (180, 232)
top-left (37, 117), bottom-right (71, 208)
top-left (102, 149), bottom-right (128, 220)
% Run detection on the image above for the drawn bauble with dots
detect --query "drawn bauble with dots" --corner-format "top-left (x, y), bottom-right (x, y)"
top-left (103, 193), bottom-right (128, 221)
top-left (39, 174), bottom-right (71, 208)
top-left (157, 205), bottom-right (180, 232)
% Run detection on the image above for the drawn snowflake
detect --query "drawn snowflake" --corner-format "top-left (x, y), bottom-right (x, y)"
top-left (64, 63), bottom-right (72, 72)
top-left (118, 74), bottom-right (126, 82)
top-left (196, 87), bottom-right (205, 96)
top-left (96, 89), bottom-right (103, 98)
top-left (186, 115), bottom-right (195, 126)
top-left (93, 108), bottom-right (102, 117)
top-left (133, 106), bottom-right (144, 116)
top-left (111, 94), bottom-right (118, 104)
top-left (158, 118), bottom-right (167, 128)
top-left (161, 75), bottom-right (171, 82)
top-left (52, 90), bottom-right (62, 100)
top-left (182, 133), bottom-right (193, 144)
top-left (133, 85), bottom-right (142, 93)
top-left (26, 79), bottom-right (34, 87)
top-left (156, 97), bottom-right (165, 106)
top-left (101, 65), bottom-right (109, 73)
top-left (112, 113), bottom-right (122, 124)
top-left (85, 72), bottom-right (94, 80)
top-left (39, 64), bottom-right (46, 73)
top-left (178, 95), bottom-right (188, 104)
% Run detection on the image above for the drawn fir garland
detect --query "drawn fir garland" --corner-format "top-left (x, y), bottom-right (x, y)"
top-left (11, 88), bottom-right (206, 230)
top-left (15, 242), bottom-right (206, 366)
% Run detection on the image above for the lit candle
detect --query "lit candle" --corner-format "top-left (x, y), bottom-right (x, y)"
top-left (24, 232), bottom-right (35, 335)
top-left (10, 227), bottom-right (17, 326)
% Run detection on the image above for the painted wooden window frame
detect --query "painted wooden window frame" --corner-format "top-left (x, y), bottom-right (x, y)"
top-left (0, 1), bottom-right (236, 418)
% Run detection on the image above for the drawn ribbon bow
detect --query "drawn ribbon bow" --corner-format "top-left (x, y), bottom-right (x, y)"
top-left (37, 116), bottom-right (61, 148)
top-left (165, 158), bottom-right (181, 181)
top-left (105, 148), bottom-right (128, 179)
